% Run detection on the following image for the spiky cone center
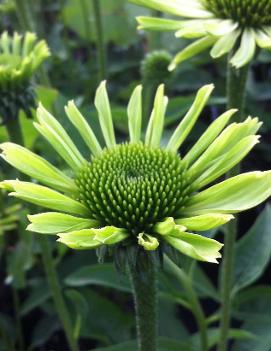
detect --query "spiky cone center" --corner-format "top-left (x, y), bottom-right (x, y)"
top-left (203, 0), bottom-right (271, 27)
top-left (76, 143), bottom-right (190, 235)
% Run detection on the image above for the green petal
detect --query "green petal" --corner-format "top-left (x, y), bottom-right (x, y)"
top-left (22, 32), bottom-right (37, 56)
top-left (92, 226), bottom-right (128, 245)
top-left (188, 117), bottom-right (261, 179)
top-left (166, 84), bottom-right (214, 152)
top-left (0, 180), bottom-right (90, 217)
top-left (128, 85), bottom-right (142, 143)
top-left (0, 31), bottom-right (10, 54)
top-left (154, 217), bottom-right (186, 235)
top-left (165, 230), bottom-right (223, 263)
top-left (183, 109), bottom-right (237, 165)
top-left (230, 29), bottom-right (256, 68)
top-left (94, 81), bottom-right (116, 148)
top-left (65, 101), bottom-right (102, 157)
top-left (204, 19), bottom-right (237, 36)
top-left (145, 84), bottom-right (167, 147)
top-left (57, 229), bottom-right (100, 250)
top-left (12, 32), bottom-right (22, 55)
top-left (193, 135), bottom-right (260, 189)
top-left (138, 233), bottom-right (159, 251)
top-left (175, 20), bottom-right (206, 39)
top-left (137, 16), bottom-right (183, 31)
top-left (182, 171), bottom-right (271, 216)
top-left (36, 104), bottom-right (86, 171)
top-left (129, 0), bottom-right (213, 18)
top-left (211, 29), bottom-right (241, 58)
top-left (255, 29), bottom-right (271, 49)
top-left (176, 213), bottom-right (234, 231)
top-left (27, 212), bottom-right (99, 234)
top-left (168, 36), bottom-right (217, 71)
top-left (0, 142), bottom-right (77, 195)
top-left (31, 40), bottom-right (50, 71)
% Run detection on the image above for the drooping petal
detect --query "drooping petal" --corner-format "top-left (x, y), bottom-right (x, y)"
top-left (168, 36), bottom-right (217, 71)
top-left (94, 81), bottom-right (116, 147)
top-left (65, 101), bottom-right (102, 157)
top-left (193, 135), bottom-right (260, 189)
top-left (57, 229), bottom-right (101, 249)
top-left (145, 84), bottom-right (167, 147)
top-left (165, 230), bottom-right (223, 263)
top-left (182, 171), bottom-right (271, 216)
top-left (138, 233), bottom-right (159, 250)
top-left (204, 19), bottom-right (238, 36)
top-left (92, 226), bottom-right (129, 245)
top-left (175, 20), bottom-right (207, 39)
top-left (255, 29), bottom-right (271, 49)
top-left (166, 84), bottom-right (214, 152)
top-left (211, 29), bottom-right (241, 58)
top-left (137, 16), bottom-right (184, 31)
top-left (27, 212), bottom-right (99, 234)
top-left (36, 104), bottom-right (86, 171)
top-left (176, 213), bottom-right (234, 231)
top-left (230, 29), bottom-right (256, 68)
top-left (129, 0), bottom-right (213, 18)
top-left (0, 180), bottom-right (90, 217)
top-left (154, 217), bottom-right (186, 235)
top-left (0, 142), bottom-right (77, 195)
top-left (128, 85), bottom-right (142, 143)
top-left (183, 109), bottom-right (237, 165)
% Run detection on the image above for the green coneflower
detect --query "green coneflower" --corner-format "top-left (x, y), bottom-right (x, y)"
top-left (130, 0), bottom-right (271, 69)
top-left (1, 81), bottom-right (271, 266)
top-left (0, 31), bottom-right (50, 123)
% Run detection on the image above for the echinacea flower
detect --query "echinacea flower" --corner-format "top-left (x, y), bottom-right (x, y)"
top-left (1, 82), bottom-right (271, 265)
top-left (130, 0), bottom-right (271, 69)
top-left (0, 31), bottom-right (50, 122)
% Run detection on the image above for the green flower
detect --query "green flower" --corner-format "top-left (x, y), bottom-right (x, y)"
top-left (0, 31), bottom-right (50, 122)
top-left (131, 0), bottom-right (271, 69)
top-left (1, 82), bottom-right (271, 264)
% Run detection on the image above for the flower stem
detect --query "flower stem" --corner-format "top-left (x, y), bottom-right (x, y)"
top-left (11, 286), bottom-right (25, 351)
top-left (217, 57), bottom-right (249, 351)
top-left (5, 116), bottom-right (24, 147)
top-left (129, 255), bottom-right (158, 351)
top-left (164, 256), bottom-right (208, 351)
top-left (39, 237), bottom-right (79, 351)
top-left (92, 0), bottom-right (107, 81)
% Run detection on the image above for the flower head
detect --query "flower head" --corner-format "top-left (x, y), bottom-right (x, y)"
top-left (0, 31), bottom-right (50, 122)
top-left (1, 81), bottom-right (271, 266)
top-left (131, 0), bottom-right (271, 69)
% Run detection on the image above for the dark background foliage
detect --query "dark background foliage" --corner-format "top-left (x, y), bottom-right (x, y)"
top-left (0, 0), bottom-right (271, 350)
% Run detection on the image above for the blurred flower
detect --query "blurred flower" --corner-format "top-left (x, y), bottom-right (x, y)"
top-left (0, 31), bottom-right (50, 123)
top-left (131, 0), bottom-right (271, 69)
top-left (141, 50), bottom-right (173, 85)
top-left (1, 81), bottom-right (271, 265)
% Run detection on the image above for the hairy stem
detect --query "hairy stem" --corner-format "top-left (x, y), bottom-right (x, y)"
top-left (165, 256), bottom-right (208, 351)
top-left (217, 58), bottom-right (249, 351)
top-left (39, 237), bottom-right (79, 351)
top-left (92, 0), bottom-right (106, 80)
top-left (129, 256), bottom-right (158, 351)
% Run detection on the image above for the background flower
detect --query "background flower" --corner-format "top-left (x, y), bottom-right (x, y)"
top-left (1, 81), bottom-right (271, 266)
top-left (130, 0), bottom-right (271, 69)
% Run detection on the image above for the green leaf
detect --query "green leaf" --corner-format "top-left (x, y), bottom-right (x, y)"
top-left (166, 84), bottom-right (214, 152)
top-left (233, 205), bottom-right (271, 293)
top-left (27, 212), bottom-right (98, 234)
top-left (20, 282), bottom-right (51, 316)
top-left (94, 81), bottom-right (116, 147)
top-left (127, 85), bottom-right (142, 143)
top-left (183, 171), bottom-right (271, 216)
top-left (31, 316), bottom-right (59, 348)
top-left (65, 263), bottom-right (131, 292)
